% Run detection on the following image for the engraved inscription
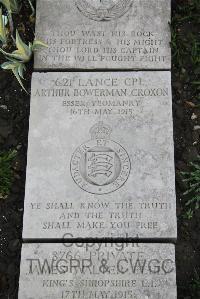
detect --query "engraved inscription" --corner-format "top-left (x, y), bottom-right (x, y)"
top-left (18, 243), bottom-right (177, 299)
top-left (23, 72), bottom-right (176, 240)
top-left (34, 0), bottom-right (171, 69)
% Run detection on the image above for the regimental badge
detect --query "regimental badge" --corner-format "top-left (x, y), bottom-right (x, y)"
top-left (75, 0), bottom-right (133, 22)
top-left (70, 122), bottom-right (131, 194)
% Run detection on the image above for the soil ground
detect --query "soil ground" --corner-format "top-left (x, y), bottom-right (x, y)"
top-left (0, 0), bottom-right (199, 298)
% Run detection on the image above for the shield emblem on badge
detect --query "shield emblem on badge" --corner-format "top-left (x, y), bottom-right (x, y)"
top-left (86, 151), bottom-right (115, 186)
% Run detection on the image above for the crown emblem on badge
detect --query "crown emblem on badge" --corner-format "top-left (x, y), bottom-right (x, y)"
top-left (99, 0), bottom-right (115, 8)
top-left (71, 121), bottom-right (131, 194)
top-left (89, 121), bottom-right (112, 140)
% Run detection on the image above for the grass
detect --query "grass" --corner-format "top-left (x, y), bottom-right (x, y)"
top-left (190, 269), bottom-right (200, 297)
top-left (171, 0), bottom-right (200, 222)
top-left (0, 149), bottom-right (17, 199)
top-left (171, 0), bottom-right (200, 103)
top-left (181, 157), bottom-right (200, 219)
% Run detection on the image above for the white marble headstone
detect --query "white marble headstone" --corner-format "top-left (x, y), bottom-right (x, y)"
top-left (34, 0), bottom-right (171, 70)
top-left (23, 71), bottom-right (176, 240)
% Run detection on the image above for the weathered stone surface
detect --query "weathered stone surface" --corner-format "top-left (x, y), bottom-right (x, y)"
top-left (18, 243), bottom-right (177, 299)
top-left (34, 0), bottom-right (171, 70)
top-left (23, 71), bottom-right (176, 240)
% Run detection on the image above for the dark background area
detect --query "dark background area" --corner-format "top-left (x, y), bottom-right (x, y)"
top-left (0, 0), bottom-right (200, 298)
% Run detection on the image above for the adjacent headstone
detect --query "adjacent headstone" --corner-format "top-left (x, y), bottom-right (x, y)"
top-left (18, 243), bottom-right (177, 299)
top-left (23, 71), bottom-right (176, 240)
top-left (34, 0), bottom-right (171, 70)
